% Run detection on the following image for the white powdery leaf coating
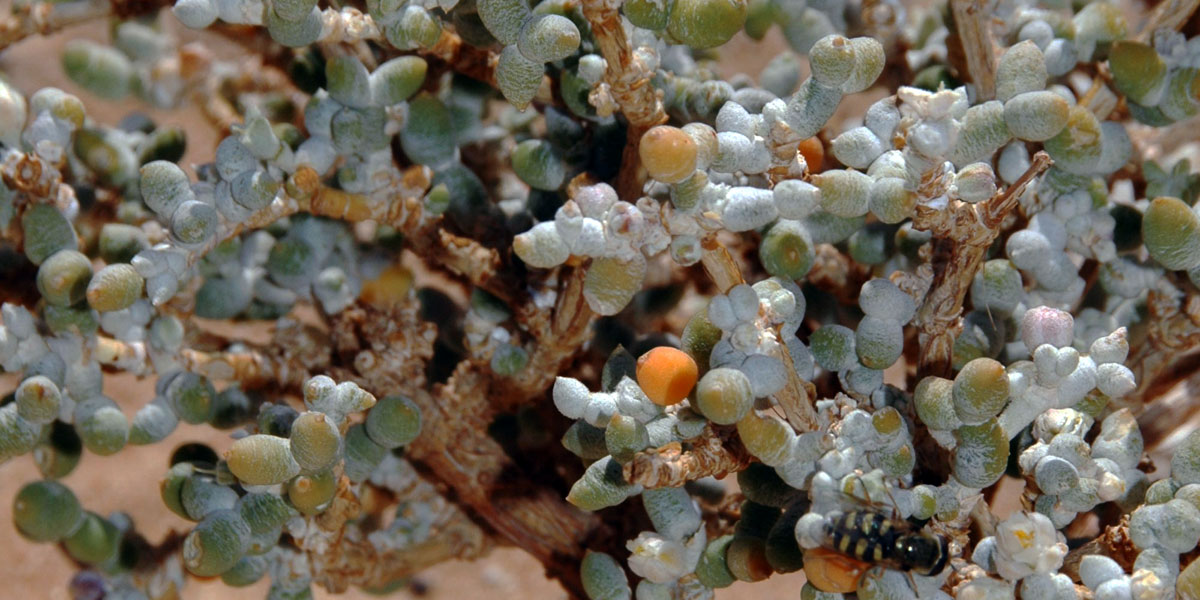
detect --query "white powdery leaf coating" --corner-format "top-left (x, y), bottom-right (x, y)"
top-left (1090, 328), bottom-right (1129, 365)
top-left (741, 354), bottom-right (786, 397)
top-left (858, 278), bottom-right (917, 324)
top-left (642, 487), bottom-right (702, 540)
top-left (773, 179), bottom-right (820, 220)
top-left (1096, 363), bottom-right (1136, 398)
top-left (727, 284), bottom-right (760, 322)
top-left (513, 222), bottom-right (569, 268)
top-left (553, 376), bottom-right (590, 419)
top-left (1022, 306), bottom-right (1075, 352)
top-left (715, 102), bottom-right (756, 138)
top-left (707, 295), bottom-right (737, 331)
top-left (1080, 555), bottom-right (1126, 591)
top-left (613, 377), bottom-right (661, 423)
top-left (214, 0), bottom-right (264, 24)
top-left (583, 393), bottom-right (618, 428)
top-left (793, 512), bottom-right (829, 549)
top-left (831, 126), bottom-right (885, 169)
top-left (173, 0), bottom-right (220, 28)
top-left (992, 511), bottom-right (1067, 581)
top-left (626, 529), bottom-right (705, 584)
top-left (715, 187), bottom-right (772, 231)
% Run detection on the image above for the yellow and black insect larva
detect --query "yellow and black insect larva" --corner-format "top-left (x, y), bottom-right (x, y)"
top-left (826, 509), bottom-right (950, 576)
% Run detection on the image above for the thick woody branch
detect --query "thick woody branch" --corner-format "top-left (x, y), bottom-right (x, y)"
top-left (950, 0), bottom-right (998, 102)
top-left (913, 151), bottom-right (1051, 378)
top-left (580, 0), bottom-right (667, 200)
top-left (330, 300), bottom-right (602, 598)
top-left (1124, 290), bottom-right (1200, 411)
top-left (623, 425), bottom-right (753, 488)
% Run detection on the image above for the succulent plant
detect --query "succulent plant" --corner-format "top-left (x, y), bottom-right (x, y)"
top-left (1, 0), bottom-right (1199, 598)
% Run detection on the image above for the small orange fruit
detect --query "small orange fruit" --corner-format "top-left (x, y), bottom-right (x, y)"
top-left (636, 346), bottom-right (699, 406)
top-left (639, 125), bottom-right (698, 184)
top-left (798, 136), bottom-right (824, 170)
top-left (802, 547), bottom-right (870, 593)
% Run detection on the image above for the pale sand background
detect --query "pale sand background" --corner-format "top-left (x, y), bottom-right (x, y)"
top-left (0, 13), bottom-right (829, 600)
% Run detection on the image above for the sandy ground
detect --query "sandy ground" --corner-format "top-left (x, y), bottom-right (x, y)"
top-left (0, 12), bottom-right (831, 600)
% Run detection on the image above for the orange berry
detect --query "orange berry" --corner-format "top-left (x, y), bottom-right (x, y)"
top-left (639, 125), bottom-right (698, 184)
top-left (636, 346), bottom-right (699, 406)
top-left (802, 547), bottom-right (870, 593)
top-left (798, 136), bottom-right (824, 171)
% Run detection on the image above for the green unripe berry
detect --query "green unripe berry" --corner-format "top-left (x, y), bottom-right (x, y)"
top-left (77, 404), bottom-right (129, 456)
top-left (813, 169), bottom-right (871, 218)
top-left (737, 411), bottom-right (794, 466)
top-left (325, 55), bottom-right (372, 109)
top-left (63, 512), bottom-right (120, 565)
top-left (183, 509), bottom-right (251, 577)
top-left (401, 94), bottom-right (456, 167)
top-left (759, 219), bottom-right (815, 280)
top-left (287, 469), bottom-right (337, 515)
top-left (34, 422), bottom-right (82, 480)
top-left (343, 423), bottom-right (387, 482)
top-left (130, 399), bottom-right (179, 445)
top-left (182, 474), bottom-right (237, 520)
top-left (624, 0), bottom-right (673, 30)
top-left (695, 367), bottom-right (754, 425)
top-left (237, 492), bottom-right (296, 538)
top-left (842, 37), bottom-right (885, 94)
top-left (726, 535), bottom-right (772, 581)
top-left (171, 200), bottom-right (218, 246)
top-left (914, 376), bottom-right (960, 431)
top-left (512, 139), bottom-right (566, 190)
top-left (810, 325), bottom-right (857, 372)
top-left (952, 418), bottom-right (1009, 488)
top-left (166, 372), bottom-right (217, 425)
top-left (1143, 196), bottom-right (1200, 271)
top-left (952, 358), bottom-right (1010, 425)
top-left (85, 263), bottom-right (143, 312)
top-left (995, 40), bottom-right (1047, 102)
top-left (567, 456), bottom-right (634, 511)
top-left (855, 316), bottom-right (903, 370)
top-left (1004, 91), bottom-right (1070, 142)
top-left (605, 413), bottom-right (649, 464)
top-left (227, 434), bottom-right (301, 486)
top-left (16, 375), bottom-right (61, 424)
top-left (266, 6), bottom-right (322, 48)
top-left (809, 35), bottom-right (856, 88)
top-left (37, 250), bottom-right (93, 307)
top-left (370, 56), bottom-right (428, 106)
top-left (496, 45), bottom-right (545, 110)
top-left (21, 204), bottom-right (77, 266)
top-left (584, 256), bottom-right (647, 316)
top-left (869, 176), bottom-right (916, 224)
top-left (61, 40), bottom-right (133, 99)
top-left (12, 480), bottom-right (83, 542)
top-left (581, 550), bottom-right (632, 600)
top-left (0, 404), bottom-right (39, 462)
top-left (561, 420), bottom-right (608, 459)
top-left (1044, 106), bottom-right (1104, 176)
top-left (222, 554), bottom-right (268, 587)
top-left (365, 395), bottom-right (422, 450)
top-left (667, 0), bottom-right (747, 50)
top-left (289, 411), bottom-right (341, 472)
top-left (477, 0), bottom-right (531, 45)
top-left (1108, 41), bottom-right (1166, 106)
top-left (695, 534), bottom-right (737, 588)
top-left (518, 14), bottom-right (581, 63)
top-left (162, 462), bottom-right (196, 520)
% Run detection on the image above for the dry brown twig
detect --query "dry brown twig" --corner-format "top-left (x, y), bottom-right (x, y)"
top-left (913, 151), bottom-right (1053, 378)
top-left (950, 0), bottom-right (998, 102)
top-left (623, 424), bottom-right (753, 488)
top-left (579, 0), bottom-right (667, 200)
